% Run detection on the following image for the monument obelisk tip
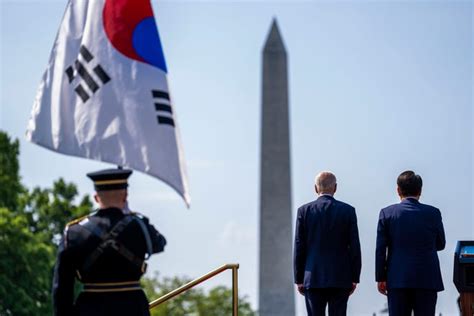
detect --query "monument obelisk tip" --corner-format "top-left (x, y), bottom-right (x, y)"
top-left (263, 18), bottom-right (286, 53)
top-left (259, 19), bottom-right (294, 316)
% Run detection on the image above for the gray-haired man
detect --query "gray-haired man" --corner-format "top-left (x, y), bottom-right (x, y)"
top-left (294, 172), bottom-right (362, 315)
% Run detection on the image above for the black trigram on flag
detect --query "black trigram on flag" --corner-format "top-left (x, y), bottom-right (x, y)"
top-left (152, 90), bottom-right (175, 127)
top-left (65, 45), bottom-right (110, 103)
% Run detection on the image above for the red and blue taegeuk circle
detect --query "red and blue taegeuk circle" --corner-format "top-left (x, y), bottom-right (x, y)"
top-left (103, 0), bottom-right (168, 73)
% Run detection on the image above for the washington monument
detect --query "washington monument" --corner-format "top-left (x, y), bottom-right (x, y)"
top-left (259, 19), bottom-right (295, 316)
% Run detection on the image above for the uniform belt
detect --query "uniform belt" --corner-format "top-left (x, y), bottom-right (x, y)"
top-left (83, 281), bottom-right (141, 293)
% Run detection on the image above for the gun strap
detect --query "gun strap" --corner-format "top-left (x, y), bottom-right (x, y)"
top-left (81, 216), bottom-right (145, 272)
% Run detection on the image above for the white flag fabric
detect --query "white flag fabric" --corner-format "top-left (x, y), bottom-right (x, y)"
top-left (26, 0), bottom-right (190, 206)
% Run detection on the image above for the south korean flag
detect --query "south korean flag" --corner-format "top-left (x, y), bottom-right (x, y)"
top-left (26, 0), bottom-right (190, 206)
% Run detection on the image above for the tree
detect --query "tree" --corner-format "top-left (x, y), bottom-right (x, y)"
top-left (0, 208), bottom-right (53, 315)
top-left (21, 179), bottom-right (92, 245)
top-left (0, 131), bottom-right (257, 315)
top-left (143, 274), bottom-right (257, 316)
top-left (0, 131), bottom-right (91, 315)
top-left (0, 132), bottom-right (23, 212)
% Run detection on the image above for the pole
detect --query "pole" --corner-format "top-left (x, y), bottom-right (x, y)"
top-left (232, 266), bottom-right (239, 316)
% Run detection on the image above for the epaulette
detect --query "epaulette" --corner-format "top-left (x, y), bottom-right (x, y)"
top-left (130, 211), bottom-right (147, 220)
top-left (66, 214), bottom-right (89, 228)
top-left (63, 213), bottom-right (92, 248)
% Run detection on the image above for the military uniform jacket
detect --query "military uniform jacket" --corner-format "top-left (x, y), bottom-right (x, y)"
top-left (52, 207), bottom-right (166, 316)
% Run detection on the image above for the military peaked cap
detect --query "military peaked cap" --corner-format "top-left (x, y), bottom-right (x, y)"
top-left (87, 168), bottom-right (133, 191)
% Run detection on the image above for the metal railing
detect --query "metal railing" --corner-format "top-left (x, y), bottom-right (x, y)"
top-left (149, 263), bottom-right (240, 315)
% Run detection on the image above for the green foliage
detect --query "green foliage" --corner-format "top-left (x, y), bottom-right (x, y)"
top-left (0, 132), bottom-right (24, 211)
top-left (0, 131), bottom-right (91, 315)
top-left (21, 179), bottom-right (92, 245)
top-left (144, 274), bottom-right (256, 316)
top-left (0, 208), bottom-right (54, 315)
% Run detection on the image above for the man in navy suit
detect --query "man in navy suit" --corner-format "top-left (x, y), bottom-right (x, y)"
top-left (294, 171), bottom-right (361, 316)
top-left (376, 170), bottom-right (445, 315)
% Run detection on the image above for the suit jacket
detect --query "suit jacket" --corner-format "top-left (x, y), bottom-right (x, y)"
top-left (52, 207), bottom-right (166, 316)
top-left (294, 195), bottom-right (362, 289)
top-left (375, 198), bottom-right (445, 291)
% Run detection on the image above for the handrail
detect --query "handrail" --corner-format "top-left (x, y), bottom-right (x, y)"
top-left (148, 263), bottom-right (239, 315)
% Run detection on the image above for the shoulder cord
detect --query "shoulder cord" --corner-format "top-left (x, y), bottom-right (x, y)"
top-left (133, 215), bottom-right (153, 259)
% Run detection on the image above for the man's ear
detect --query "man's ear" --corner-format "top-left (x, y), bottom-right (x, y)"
top-left (397, 187), bottom-right (403, 199)
top-left (333, 183), bottom-right (337, 194)
top-left (94, 194), bottom-right (100, 204)
top-left (314, 185), bottom-right (319, 194)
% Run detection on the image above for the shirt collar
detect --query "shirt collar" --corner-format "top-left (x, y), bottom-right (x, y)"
top-left (401, 197), bottom-right (420, 203)
top-left (97, 207), bottom-right (126, 214)
top-left (317, 194), bottom-right (335, 200)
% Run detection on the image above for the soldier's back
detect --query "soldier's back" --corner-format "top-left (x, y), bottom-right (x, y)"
top-left (59, 207), bottom-right (165, 316)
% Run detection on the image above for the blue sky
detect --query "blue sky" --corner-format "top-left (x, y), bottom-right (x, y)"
top-left (1, 1), bottom-right (473, 315)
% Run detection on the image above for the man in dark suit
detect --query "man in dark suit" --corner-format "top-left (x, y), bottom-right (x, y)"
top-left (376, 170), bottom-right (445, 315)
top-left (294, 171), bottom-right (362, 316)
top-left (52, 168), bottom-right (167, 316)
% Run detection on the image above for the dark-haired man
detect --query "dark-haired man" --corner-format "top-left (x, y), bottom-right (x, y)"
top-left (375, 171), bottom-right (445, 315)
top-left (52, 168), bottom-right (167, 316)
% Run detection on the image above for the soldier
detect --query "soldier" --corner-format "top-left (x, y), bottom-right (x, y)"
top-left (52, 168), bottom-right (167, 316)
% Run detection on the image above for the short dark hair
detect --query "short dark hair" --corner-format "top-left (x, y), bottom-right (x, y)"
top-left (397, 170), bottom-right (422, 197)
